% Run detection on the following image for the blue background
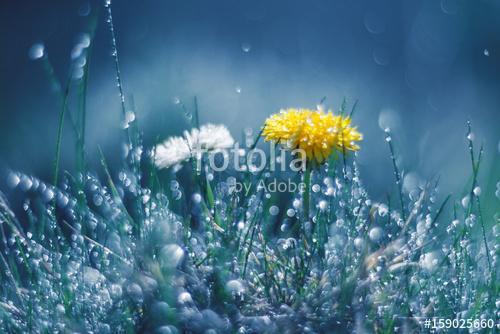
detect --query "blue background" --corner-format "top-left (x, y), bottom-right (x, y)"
top-left (0, 0), bottom-right (499, 206)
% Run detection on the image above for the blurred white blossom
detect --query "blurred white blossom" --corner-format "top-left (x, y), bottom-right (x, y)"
top-left (184, 123), bottom-right (235, 150)
top-left (154, 124), bottom-right (235, 169)
top-left (154, 136), bottom-right (190, 169)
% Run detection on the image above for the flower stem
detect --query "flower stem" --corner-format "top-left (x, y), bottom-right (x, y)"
top-left (303, 166), bottom-right (311, 221)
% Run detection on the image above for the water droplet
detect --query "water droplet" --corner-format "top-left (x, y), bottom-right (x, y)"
top-left (373, 47), bottom-right (390, 66)
top-left (364, 12), bottom-right (385, 34)
top-left (286, 208), bottom-right (295, 217)
top-left (269, 205), bottom-right (279, 216)
top-left (378, 108), bottom-right (401, 131)
top-left (473, 186), bottom-right (481, 196)
top-left (160, 244), bottom-right (184, 269)
top-left (43, 188), bottom-right (55, 202)
top-left (241, 42), bottom-right (252, 53)
top-left (226, 279), bottom-right (245, 295)
top-left (28, 43), bottom-right (45, 60)
top-left (78, 2), bottom-right (91, 16)
top-left (172, 97), bottom-right (181, 105)
top-left (170, 180), bottom-right (179, 191)
top-left (192, 193), bottom-right (202, 203)
top-left (6, 172), bottom-right (20, 188)
top-left (55, 304), bottom-right (65, 315)
top-left (354, 237), bottom-right (364, 250)
top-left (292, 198), bottom-right (301, 209)
top-left (235, 86), bottom-right (242, 94)
top-left (369, 227), bottom-right (383, 242)
top-left (466, 132), bottom-right (475, 141)
top-left (465, 214), bottom-right (476, 227)
top-left (377, 203), bottom-right (389, 217)
top-left (57, 193), bottom-right (69, 207)
top-left (419, 252), bottom-right (439, 272)
top-left (173, 190), bottom-right (182, 200)
top-left (178, 291), bottom-right (192, 304)
top-left (19, 175), bottom-right (33, 192)
top-left (93, 194), bottom-right (103, 206)
top-left (78, 33), bottom-right (91, 48)
top-left (483, 49), bottom-right (490, 56)
top-left (461, 195), bottom-right (470, 208)
top-left (312, 184), bottom-right (321, 193)
top-left (72, 67), bottom-right (84, 80)
top-left (441, 0), bottom-right (461, 15)
top-left (126, 283), bottom-right (143, 304)
top-left (318, 200), bottom-right (328, 211)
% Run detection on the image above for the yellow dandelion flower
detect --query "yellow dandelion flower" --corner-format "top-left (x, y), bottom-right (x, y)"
top-left (262, 107), bottom-right (363, 165)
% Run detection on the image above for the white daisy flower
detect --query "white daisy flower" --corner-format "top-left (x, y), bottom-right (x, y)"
top-left (154, 124), bottom-right (235, 169)
top-left (154, 136), bottom-right (191, 169)
top-left (184, 123), bottom-right (235, 150)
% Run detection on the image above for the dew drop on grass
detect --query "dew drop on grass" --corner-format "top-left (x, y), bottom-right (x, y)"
top-left (235, 86), bottom-right (242, 94)
top-left (465, 215), bottom-right (476, 227)
top-left (192, 193), bottom-right (202, 203)
top-left (466, 132), bottom-right (475, 141)
top-left (73, 67), bottom-right (84, 80)
top-left (226, 279), bottom-right (245, 295)
top-left (19, 176), bottom-right (33, 192)
top-left (43, 188), bottom-right (55, 202)
top-left (93, 194), bottom-right (103, 206)
top-left (28, 43), bottom-right (45, 60)
top-left (473, 186), bottom-right (481, 196)
top-left (125, 111), bottom-right (136, 123)
top-left (286, 208), bottom-right (295, 217)
top-left (318, 200), bottom-right (328, 211)
top-left (369, 227), bottom-right (383, 242)
top-left (177, 291), bottom-right (192, 304)
top-left (269, 205), bottom-right (279, 216)
top-left (483, 49), bottom-right (490, 56)
top-left (6, 172), bottom-right (20, 188)
top-left (354, 237), bottom-right (364, 250)
top-left (173, 190), bottom-right (182, 200)
top-left (292, 198), bottom-right (301, 209)
top-left (57, 193), bottom-right (69, 208)
top-left (312, 184), bottom-right (321, 193)
top-left (55, 304), bottom-right (65, 315)
top-left (160, 244), bottom-right (184, 269)
top-left (377, 203), bottom-right (388, 217)
top-left (170, 180), bottom-right (179, 191)
top-left (126, 283), bottom-right (143, 304)
top-left (461, 195), bottom-right (470, 208)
